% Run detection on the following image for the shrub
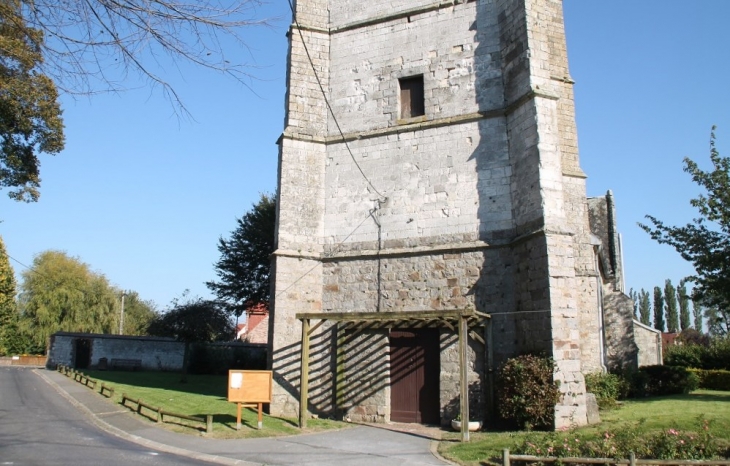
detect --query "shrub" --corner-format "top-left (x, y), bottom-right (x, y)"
top-left (705, 339), bottom-right (730, 371)
top-left (664, 344), bottom-right (706, 369)
top-left (497, 354), bottom-right (560, 430)
top-left (690, 369), bottom-right (730, 391)
top-left (630, 365), bottom-right (699, 397)
top-left (514, 418), bottom-right (720, 461)
top-left (585, 372), bottom-right (627, 409)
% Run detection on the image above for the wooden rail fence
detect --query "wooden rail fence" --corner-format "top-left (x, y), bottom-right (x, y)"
top-left (54, 365), bottom-right (213, 434)
top-left (503, 448), bottom-right (730, 466)
top-left (121, 394), bottom-right (213, 434)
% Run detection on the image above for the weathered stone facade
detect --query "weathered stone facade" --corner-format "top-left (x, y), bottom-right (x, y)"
top-left (271, 0), bottom-right (644, 429)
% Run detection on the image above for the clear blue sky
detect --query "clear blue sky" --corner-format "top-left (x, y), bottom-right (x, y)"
top-left (1, 1), bottom-right (728, 311)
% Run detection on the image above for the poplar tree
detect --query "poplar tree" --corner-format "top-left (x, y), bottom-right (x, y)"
top-left (628, 288), bottom-right (639, 318)
top-left (692, 299), bottom-right (703, 331)
top-left (664, 279), bottom-right (679, 333)
top-left (638, 289), bottom-right (651, 326)
top-left (653, 286), bottom-right (665, 332)
top-left (678, 280), bottom-right (691, 331)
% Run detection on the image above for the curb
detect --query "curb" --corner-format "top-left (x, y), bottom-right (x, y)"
top-left (34, 369), bottom-right (260, 466)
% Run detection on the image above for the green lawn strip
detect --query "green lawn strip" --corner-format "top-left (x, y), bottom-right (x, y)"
top-left (85, 370), bottom-right (348, 438)
top-left (439, 390), bottom-right (730, 466)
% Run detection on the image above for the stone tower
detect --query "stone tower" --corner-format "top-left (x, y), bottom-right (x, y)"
top-left (270, 0), bottom-right (606, 428)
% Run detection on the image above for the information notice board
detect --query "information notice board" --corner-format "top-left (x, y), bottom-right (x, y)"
top-left (227, 370), bottom-right (272, 429)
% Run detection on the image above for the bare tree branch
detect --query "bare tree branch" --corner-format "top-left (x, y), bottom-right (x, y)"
top-left (20, 0), bottom-right (275, 115)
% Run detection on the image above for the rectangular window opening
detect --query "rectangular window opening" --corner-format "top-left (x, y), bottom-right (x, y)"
top-left (399, 75), bottom-right (425, 119)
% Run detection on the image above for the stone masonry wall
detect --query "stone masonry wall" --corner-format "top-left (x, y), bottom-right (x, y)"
top-left (46, 333), bottom-right (184, 371)
top-left (273, 0), bottom-right (600, 428)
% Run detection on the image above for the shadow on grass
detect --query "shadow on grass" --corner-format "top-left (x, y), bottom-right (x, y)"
top-left (625, 391), bottom-right (730, 404)
top-left (85, 370), bottom-right (228, 398)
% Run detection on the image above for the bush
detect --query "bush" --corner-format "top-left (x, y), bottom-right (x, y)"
top-left (664, 344), bottom-right (706, 368)
top-left (514, 418), bottom-right (720, 460)
top-left (705, 339), bottom-right (730, 371)
top-left (690, 369), bottom-right (730, 391)
top-left (630, 365), bottom-right (699, 397)
top-left (585, 372), bottom-right (627, 409)
top-left (664, 338), bottom-right (730, 371)
top-left (497, 354), bottom-right (560, 430)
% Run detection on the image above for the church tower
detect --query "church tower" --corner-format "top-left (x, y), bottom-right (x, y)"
top-left (270, 0), bottom-right (601, 428)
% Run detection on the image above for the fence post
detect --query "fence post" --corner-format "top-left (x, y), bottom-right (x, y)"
top-left (502, 448), bottom-right (510, 466)
top-left (630, 452), bottom-right (636, 466)
top-left (156, 407), bottom-right (162, 423)
top-left (206, 415), bottom-right (213, 434)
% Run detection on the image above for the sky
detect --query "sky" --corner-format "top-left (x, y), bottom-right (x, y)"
top-left (1, 1), bottom-right (728, 311)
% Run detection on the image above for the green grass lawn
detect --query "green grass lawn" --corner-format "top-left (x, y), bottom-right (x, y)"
top-left (83, 370), bottom-right (348, 438)
top-left (439, 390), bottom-right (730, 465)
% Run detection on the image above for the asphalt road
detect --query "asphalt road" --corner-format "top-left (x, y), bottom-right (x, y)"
top-left (0, 366), bottom-right (212, 465)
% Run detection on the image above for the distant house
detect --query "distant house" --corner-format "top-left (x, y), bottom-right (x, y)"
top-left (662, 332), bottom-right (679, 352)
top-left (236, 303), bottom-right (269, 344)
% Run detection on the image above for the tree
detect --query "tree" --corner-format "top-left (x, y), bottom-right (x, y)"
top-left (692, 299), bottom-right (703, 331)
top-left (653, 286), bottom-right (665, 332)
top-left (0, 1), bottom-right (64, 202)
top-left (664, 279), bottom-right (679, 333)
top-left (118, 291), bottom-right (156, 336)
top-left (678, 280), bottom-right (691, 331)
top-left (17, 0), bottom-right (269, 113)
top-left (0, 236), bottom-right (19, 355)
top-left (640, 128), bottom-right (730, 336)
top-left (17, 250), bottom-right (129, 349)
top-left (147, 295), bottom-right (233, 381)
top-left (207, 193), bottom-right (276, 318)
top-left (0, 0), bottom-right (268, 202)
top-left (639, 288), bottom-right (651, 326)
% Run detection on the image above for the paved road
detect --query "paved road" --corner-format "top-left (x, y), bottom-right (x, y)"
top-left (0, 366), bottom-right (214, 465)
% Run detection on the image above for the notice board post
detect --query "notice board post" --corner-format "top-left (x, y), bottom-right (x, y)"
top-left (227, 370), bottom-right (273, 430)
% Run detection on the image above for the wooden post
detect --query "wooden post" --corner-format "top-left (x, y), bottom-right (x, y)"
top-left (629, 452), bottom-right (636, 466)
top-left (485, 318), bottom-right (494, 422)
top-left (257, 402), bottom-right (263, 429)
top-left (502, 448), bottom-right (510, 466)
top-left (299, 318), bottom-right (310, 428)
top-left (206, 415), bottom-right (213, 434)
top-left (236, 402), bottom-right (242, 430)
top-left (459, 314), bottom-right (470, 442)
top-left (335, 322), bottom-right (346, 417)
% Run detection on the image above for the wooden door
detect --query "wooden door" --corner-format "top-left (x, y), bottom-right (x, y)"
top-left (389, 328), bottom-right (440, 424)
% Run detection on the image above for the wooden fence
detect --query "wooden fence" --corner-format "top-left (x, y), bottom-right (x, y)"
top-left (121, 394), bottom-right (213, 434)
top-left (503, 449), bottom-right (730, 466)
top-left (55, 364), bottom-right (213, 434)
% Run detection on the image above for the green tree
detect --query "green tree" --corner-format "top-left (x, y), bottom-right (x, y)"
top-left (118, 291), bottom-right (156, 336)
top-left (678, 280), bottom-right (691, 331)
top-left (0, 1), bottom-right (64, 202)
top-left (147, 295), bottom-right (233, 381)
top-left (17, 250), bottom-right (118, 349)
top-left (639, 288), bottom-right (651, 326)
top-left (640, 128), bottom-right (730, 336)
top-left (653, 286), bottom-right (665, 332)
top-left (207, 193), bottom-right (276, 318)
top-left (664, 279), bottom-right (679, 333)
top-left (0, 236), bottom-right (18, 355)
top-left (692, 299), bottom-right (703, 331)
